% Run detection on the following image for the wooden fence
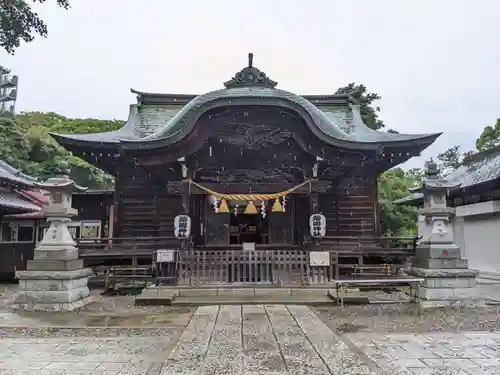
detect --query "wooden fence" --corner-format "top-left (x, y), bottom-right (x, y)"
top-left (156, 244), bottom-right (415, 287)
top-left (76, 235), bottom-right (418, 285)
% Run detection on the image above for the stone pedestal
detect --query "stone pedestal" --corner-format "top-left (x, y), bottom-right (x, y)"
top-left (11, 239), bottom-right (94, 312)
top-left (407, 247), bottom-right (481, 309)
top-left (10, 161), bottom-right (94, 312)
top-left (405, 161), bottom-right (483, 309)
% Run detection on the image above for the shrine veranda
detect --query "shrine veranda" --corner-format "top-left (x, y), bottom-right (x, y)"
top-left (50, 54), bottom-right (440, 285)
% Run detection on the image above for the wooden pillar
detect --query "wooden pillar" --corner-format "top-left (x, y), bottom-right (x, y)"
top-left (108, 204), bottom-right (114, 239)
top-left (373, 173), bottom-right (380, 236)
top-left (180, 158), bottom-right (192, 251)
top-left (112, 156), bottom-right (125, 238)
top-left (305, 160), bottom-right (319, 244)
top-left (310, 193), bottom-right (319, 214)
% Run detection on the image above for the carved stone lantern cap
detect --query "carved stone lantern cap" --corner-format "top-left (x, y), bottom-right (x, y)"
top-left (409, 158), bottom-right (460, 194)
top-left (35, 160), bottom-right (87, 192)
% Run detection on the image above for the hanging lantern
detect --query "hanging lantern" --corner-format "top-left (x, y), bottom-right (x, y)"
top-left (244, 201), bottom-right (258, 215)
top-left (272, 198), bottom-right (284, 212)
top-left (218, 199), bottom-right (229, 213)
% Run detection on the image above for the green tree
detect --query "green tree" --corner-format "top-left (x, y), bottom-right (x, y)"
top-left (437, 145), bottom-right (462, 171)
top-left (378, 168), bottom-right (419, 236)
top-left (420, 145), bottom-right (475, 177)
top-left (476, 118), bottom-right (500, 151)
top-left (0, 111), bottom-right (123, 188)
top-left (0, 0), bottom-right (70, 54)
top-left (335, 83), bottom-right (385, 130)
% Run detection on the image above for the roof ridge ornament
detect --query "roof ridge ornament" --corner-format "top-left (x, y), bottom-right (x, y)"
top-left (224, 53), bottom-right (278, 89)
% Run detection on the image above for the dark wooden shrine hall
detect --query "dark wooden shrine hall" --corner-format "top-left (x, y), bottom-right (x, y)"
top-left (51, 54), bottom-right (440, 281)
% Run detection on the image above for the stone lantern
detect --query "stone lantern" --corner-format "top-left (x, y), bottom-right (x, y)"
top-left (416, 161), bottom-right (460, 249)
top-left (11, 161), bottom-right (94, 312)
top-left (406, 161), bottom-right (482, 309)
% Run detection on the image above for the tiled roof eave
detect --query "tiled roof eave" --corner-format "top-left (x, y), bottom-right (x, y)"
top-left (0, 191), bottom-right (42, 212)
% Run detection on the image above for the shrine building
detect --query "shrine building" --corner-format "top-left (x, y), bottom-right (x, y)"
top-left (51, 54), bottom-right (440, 281)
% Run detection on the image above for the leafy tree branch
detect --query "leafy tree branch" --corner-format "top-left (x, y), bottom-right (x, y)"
top-left (0, 0), bottom-right (70, 54)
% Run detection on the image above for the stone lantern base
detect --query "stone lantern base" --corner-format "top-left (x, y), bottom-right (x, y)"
top-left (406, 245), bottom-right (485, 309)
top-left (11, 247), bottom-right (94, 312)
top-left (406, 267), bottom-right (484, 309)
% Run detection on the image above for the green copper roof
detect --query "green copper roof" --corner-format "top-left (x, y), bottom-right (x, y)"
top-left (50, 54), bottom-right (440, 152)
top-left (51, 88), bottom-right (440, 151)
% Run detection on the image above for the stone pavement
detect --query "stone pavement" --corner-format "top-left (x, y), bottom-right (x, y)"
top-left (348, 331), bottom-right (500, 375)
top-left (0, 305), bottom-right (499, 374)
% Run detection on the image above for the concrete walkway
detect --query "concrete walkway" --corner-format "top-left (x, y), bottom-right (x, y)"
top-left (0, 305), bottom-right (499, 374)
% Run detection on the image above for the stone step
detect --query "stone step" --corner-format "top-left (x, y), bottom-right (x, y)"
top-left (133, 287), bottom-right (336, 306)
top-left (170, 294), bottom-right (334, 306)
top-left (134, 291), bottom-right (177, 306)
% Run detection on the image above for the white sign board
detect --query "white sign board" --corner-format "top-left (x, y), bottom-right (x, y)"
top-left (242, 242), bottom-right (255, 251)
top-left (156, 249), bottom-right (175, 263)
top-left (309, 251), bottom-right (330, 266)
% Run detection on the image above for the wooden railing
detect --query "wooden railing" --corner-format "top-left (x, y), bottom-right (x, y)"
top-left (155, 241), bottom-right (417, 287)
top-left (314, 236), bottom-right (419, 256)
top-left (76, 235), bottom-right (418, 258)
top-left (156, 249), bottom-right (332, 286)
top-left (77, 236), bottom-right (181, 258)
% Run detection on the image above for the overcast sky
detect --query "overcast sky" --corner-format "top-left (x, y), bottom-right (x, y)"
top-left (1, 0), bottom-right (499, 169)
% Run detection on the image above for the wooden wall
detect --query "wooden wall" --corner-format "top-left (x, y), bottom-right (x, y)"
top-left (319, 175), bottom-right (376, 237)
top-left (116, 163), bottom-right (183, 238)
top-left (115, 165), bottom-right (378, 240)
top-left (72, 194), bottom-right (111, 221)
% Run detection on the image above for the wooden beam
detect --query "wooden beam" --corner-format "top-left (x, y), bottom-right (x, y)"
top-left (167, 181), bottom-right (332, 194)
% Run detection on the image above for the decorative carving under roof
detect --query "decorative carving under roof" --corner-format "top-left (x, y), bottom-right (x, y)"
top-left (224, 53), bottom-right (278, 89)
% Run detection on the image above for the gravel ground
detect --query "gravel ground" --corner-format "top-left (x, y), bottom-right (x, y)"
top-left (0, 284), bottom-right (195, 339)
top-left (314, 303), bottom-right (500, 334)
top-left (3, 283), bottom-right (500, 339)
top-left (0, 326), bottom-right (184, 338)
top-left (1, 284), bottom-right (193, 315)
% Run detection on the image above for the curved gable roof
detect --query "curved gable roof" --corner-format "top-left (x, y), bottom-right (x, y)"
top-left (50, 54), bottom-right (440, 153)
top-left (120, 87), bottom-right (439, 151)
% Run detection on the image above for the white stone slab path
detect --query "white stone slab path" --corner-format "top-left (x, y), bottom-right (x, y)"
top-left (1, 305), bottom-right (499, 374)
top-left (161, 305), bottom-right (376, 375)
